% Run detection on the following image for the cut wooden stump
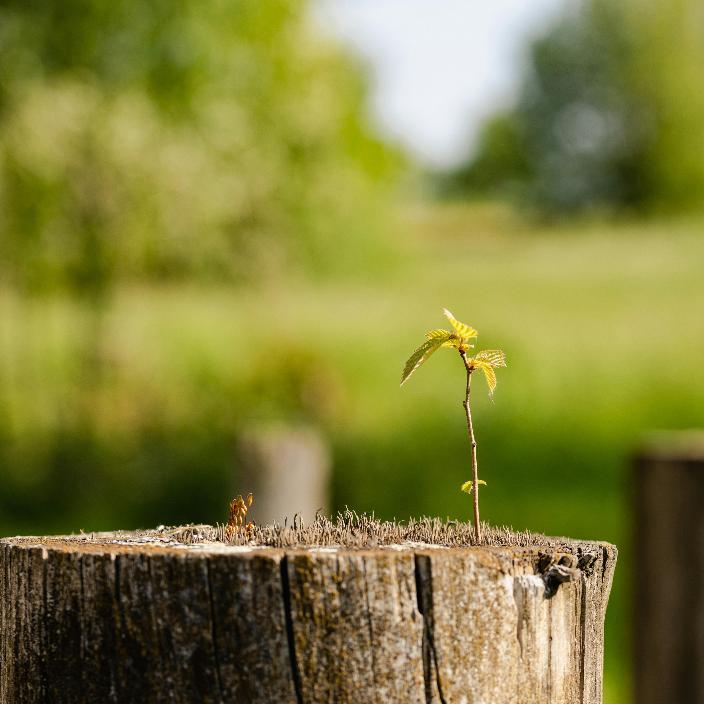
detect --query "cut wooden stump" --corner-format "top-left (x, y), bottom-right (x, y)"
top-left (634, 432), bottom-right (704, 704)
top-left (1, 519), bottom-right (616, 704)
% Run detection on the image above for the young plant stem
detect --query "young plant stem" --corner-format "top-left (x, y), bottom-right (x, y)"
top-left (460, 350), bottom-right (481, 542)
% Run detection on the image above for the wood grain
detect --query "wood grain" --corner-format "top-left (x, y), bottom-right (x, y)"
top-left (1, 533), bottom-right (616, 704)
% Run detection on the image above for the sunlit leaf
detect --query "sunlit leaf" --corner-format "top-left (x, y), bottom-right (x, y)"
top-left (426, 327), bottom-right (463, 349)
top-left (400, 337), bottom-right (446, 386)
top-left (461, 479), bottom-right (487, 494)
top-left (472, 349), bottom-right (506, 368)
top-left (469, 349), bottom-right (506, 396)
top-left (425, 328), bottom-right (453, 342)
top-left (443, 308), bottom-right (478, 341)
top-left (472, 359), bottom-right (497, 395)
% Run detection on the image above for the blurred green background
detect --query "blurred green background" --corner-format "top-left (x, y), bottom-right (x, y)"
top-left (2, 1), bottom-right (704, 701)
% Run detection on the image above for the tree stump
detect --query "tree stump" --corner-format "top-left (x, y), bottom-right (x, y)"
top-left (1, 519), bottom-right (616, 704)
top-left (634, 432), bottom-right (704, 704)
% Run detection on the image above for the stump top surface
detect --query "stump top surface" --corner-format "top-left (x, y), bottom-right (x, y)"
top-left (1, 513), bottom-right (616, 562)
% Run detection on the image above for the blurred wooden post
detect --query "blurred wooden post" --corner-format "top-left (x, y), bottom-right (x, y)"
top-left (634, 432), bottom-right (704, 704)
top-left (236, 424), bottom-right (330, 525)
top-left (0, 532), bottom-right (616, 704)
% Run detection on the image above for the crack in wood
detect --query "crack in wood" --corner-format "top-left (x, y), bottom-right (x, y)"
top-left (580, 573), bottom-right (588, 704)
top-left (280, 556), bottom-right (304, 704)
top-left (414, 554), bottom-right (448, 704)
top-left (205, 559), bottom-right (225, 703)
top-left (547, 597), bottom-right (553, 700)
top-left (600, 547), bottom-right (609, 588)
top-left (41, 549), bottom-right (49, 700)
top-left (512, 577), bottom-right (526, 660)
top-left (0, 546), bottom-right (5, 700)
top-left (112, 554), bottom-right (130, 702)
top-left (113, 555), bottom-right (125, 640)
top-left (79, 555), bottom-right (86, 667)
top-left (361, 556), bottom-right (379, 703)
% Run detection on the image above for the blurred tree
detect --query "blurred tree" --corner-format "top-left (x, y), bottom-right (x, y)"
top-left (0, 0), bottom-right (398, 294)
top-left (629, 0), bottom-right (704, 211)
top-left (444, 0), bottom-right (704, 214)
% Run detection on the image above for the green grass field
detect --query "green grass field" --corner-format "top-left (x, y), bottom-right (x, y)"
top-left (2, 203), bottom-right (703, 702)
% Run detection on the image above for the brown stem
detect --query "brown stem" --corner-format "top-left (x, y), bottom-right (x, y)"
top-left (459, 349), bottom-right (481, 543)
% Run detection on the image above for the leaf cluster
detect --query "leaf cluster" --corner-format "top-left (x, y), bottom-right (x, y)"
top-left (401, 309), bottom-right (506, 394)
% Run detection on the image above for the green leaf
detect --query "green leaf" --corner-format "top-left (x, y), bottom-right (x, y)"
top-left (461, 479), bottom-right (487, 494)
top-left (472, 349), bottom-right (506, 367)
top-left (425, 328), bottom-right (452, 342)
top-left (443, 308), bottom-right (478, 341)
top-left (469, 349), bottom-right (506, 396)
top-left (472, 360), bottom-right (497, 395)
top-left (400, 337), bottom-right (445, 386)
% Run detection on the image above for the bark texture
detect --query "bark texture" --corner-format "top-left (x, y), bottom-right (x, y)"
top-left (1, 532), bottom-right (616, 704)
top-left (634, 432), bottom-right (704, 704)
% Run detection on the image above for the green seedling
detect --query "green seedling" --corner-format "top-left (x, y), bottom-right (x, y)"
top-left (401, 309), bottom-right (506, 541)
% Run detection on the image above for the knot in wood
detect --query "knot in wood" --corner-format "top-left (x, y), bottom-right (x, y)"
top-left (542, 563), bottom-right (580, 598)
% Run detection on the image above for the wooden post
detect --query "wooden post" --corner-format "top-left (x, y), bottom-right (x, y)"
top-left (236, 424), bottom-right (330, 525)
top-left (1, 528), bottom-right (616, 704)
top-left (634, 432), bottom-right (704, 704)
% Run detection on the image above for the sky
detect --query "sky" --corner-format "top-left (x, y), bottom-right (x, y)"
top-left (316, 0), bottom-right (568, 168)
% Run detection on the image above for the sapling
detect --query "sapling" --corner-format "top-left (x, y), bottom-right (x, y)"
top-left (401, 309), bottom-right (506, 542)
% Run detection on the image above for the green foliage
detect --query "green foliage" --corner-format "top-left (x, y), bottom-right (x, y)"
top-left (400, 336), bottom-right (448, 387)
top-left (445, 114), bottom-right (531, 200)
top-left (445, 0), bottom-right (704, 214)
top-left (469, 350), bottom-right (506, 396)
top-left (0, 0), bottom-right (398, 294)
top-left (461, 479), bottom-right (486, 494)
top-left (400, 308), bottom-right (504, 394)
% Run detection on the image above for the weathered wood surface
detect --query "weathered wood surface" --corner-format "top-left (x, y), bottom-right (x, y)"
top-left (634, 432), bottom-right (704, 704)
top-left (1, 531), bottom-right (616, 704)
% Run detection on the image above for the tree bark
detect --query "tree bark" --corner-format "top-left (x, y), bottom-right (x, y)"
top-left (1, 531), bottom-right (616, 704)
